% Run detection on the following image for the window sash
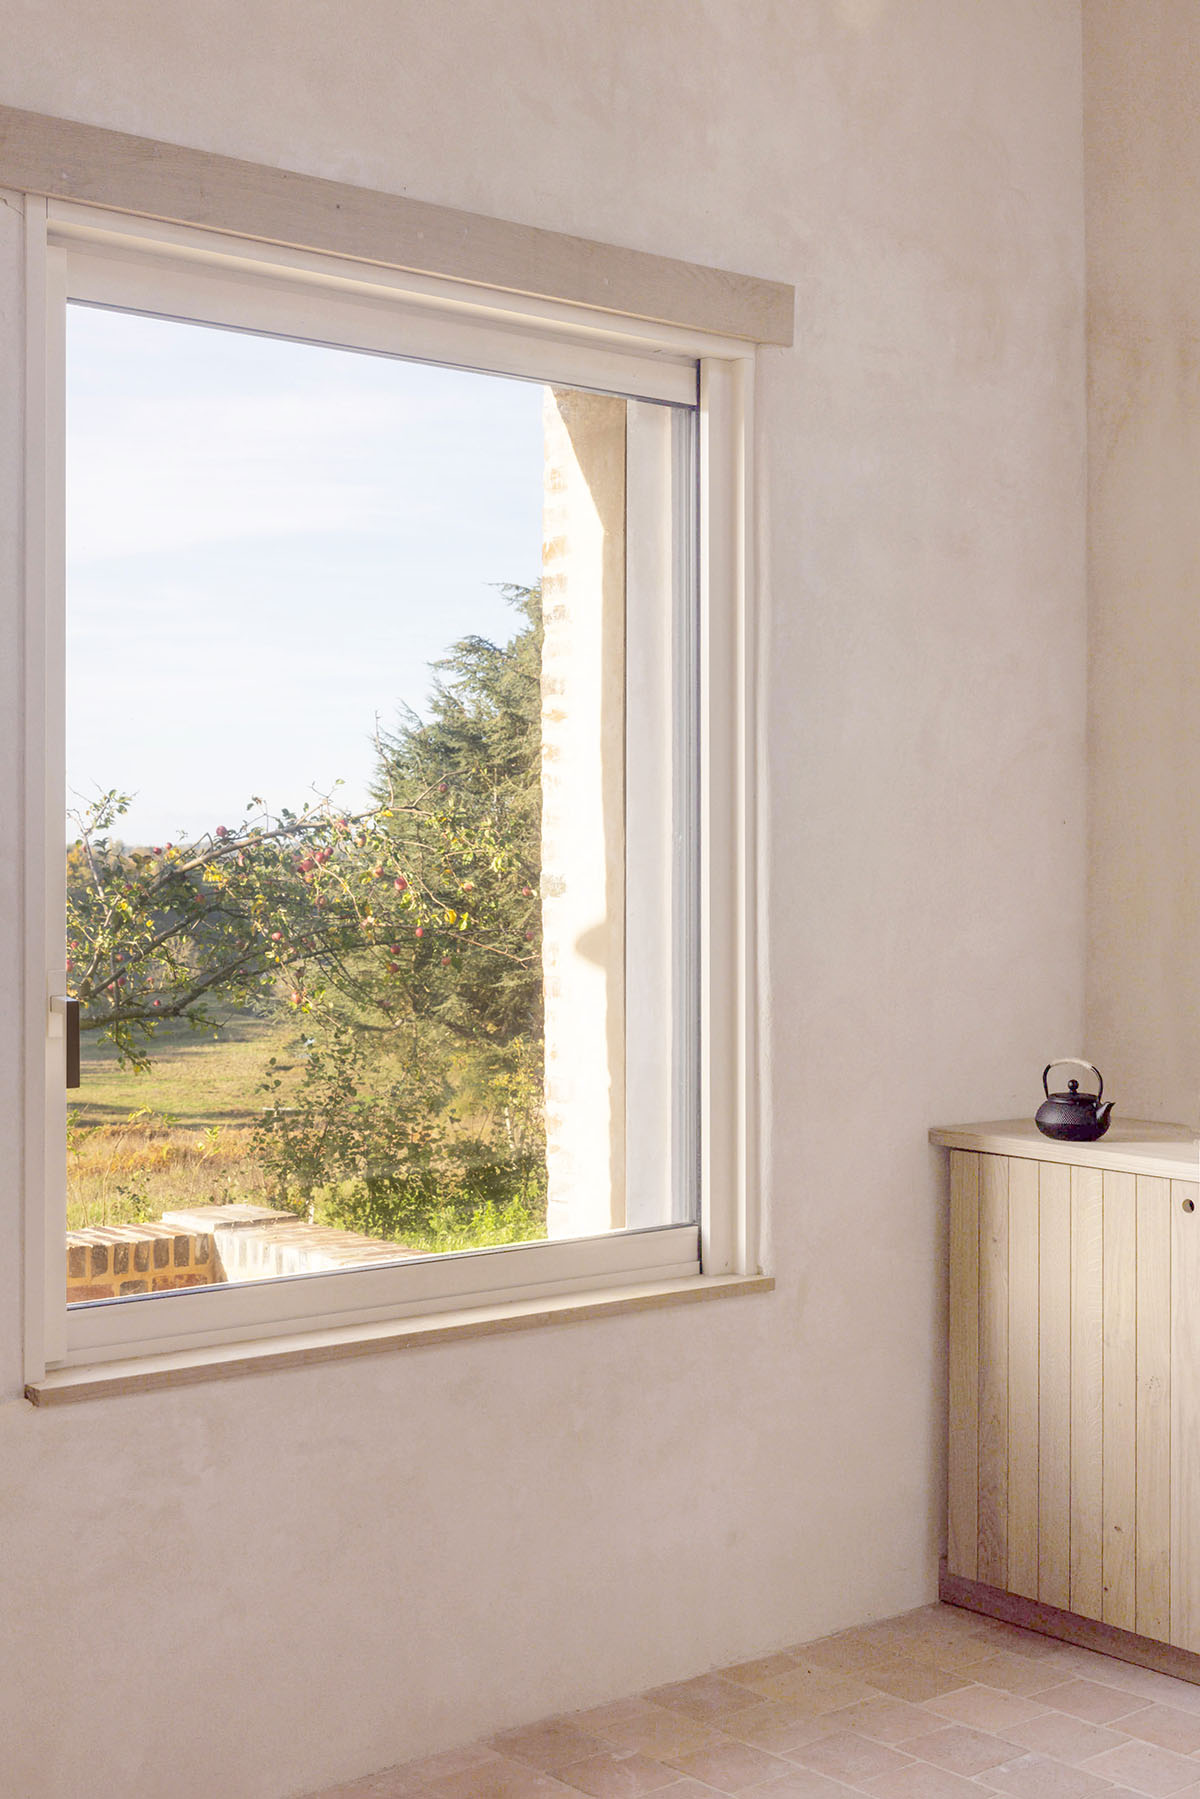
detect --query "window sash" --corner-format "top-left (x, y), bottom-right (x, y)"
top-left (50, 202), bottom-right (701, 405)
top-left (21, 198), bottom-right (758, 1376)
top-left (66, 1223), bottom-right (701, 1363)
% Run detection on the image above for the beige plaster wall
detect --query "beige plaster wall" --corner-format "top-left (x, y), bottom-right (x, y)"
top-left (0, 4), bottom-right (1087, 1794)
top-left (1084, 1), bottom-right (1200, 1129)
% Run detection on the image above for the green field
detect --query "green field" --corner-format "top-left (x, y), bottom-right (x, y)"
top-left (73, 1009), bottom-right (304, 1128)
top-left (66, 1008), bottom-right (547, 1253)
top-left (67, 1011), bottom-right (303, 1229)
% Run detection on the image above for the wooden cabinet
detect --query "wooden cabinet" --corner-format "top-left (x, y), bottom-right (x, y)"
top-left (932, 1119), bottom-right (1200, 1664)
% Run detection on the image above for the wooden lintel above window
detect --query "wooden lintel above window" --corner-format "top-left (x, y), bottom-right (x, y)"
top-left (0, 102), bottom-right (795, 346)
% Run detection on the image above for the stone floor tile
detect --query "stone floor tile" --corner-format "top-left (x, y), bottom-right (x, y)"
top-left (914, 1634), bottom-right (1005, 1674)
top-left (300, 1606), bottom-right (1200, 1799)
top-left (751, 1667), bottom-right (877, 1711)
top-left (784, 1729), bottom-right (915, 1784)
top-left (643, 1673), bottom-right (762, 1722)
top-left (970, 1650), bottom-right (1082, 1697)
top-left (1036, 1680), bottom-right (1154, 1725)
top-left (594, 1710), bottom-right (726, 1758)
top-left (721, 1700), bottom-right (837, 1753)
top-left (970, 1620), bottom-right (1075, 1655)
top-left (1120, 1703), bottom-right (1200, 1754)
top-left (654, 1784), bottom-right (749, 1799)
top-left (552, 1749), bottom-right (681, 1796)
top-left (982, 1751), bottom-right (1117, 1797)
top-left (1081, 1734), bottom-right (1200, 1794)
top-left (571, 1700), bottom-right (663, 1736)
top-left (859, 1760), bottom-right (985, 1797)
top-left (1003, 1710), bottom-right (1135, 1764)
top-left (1053, 1648), bottom-right (1183, 1690)
top-left (859, 1656), bottom-right (974, 1702)
top-left (1099, 1789), bottom-right (1200, 1799)
top-left (892, 1607), bottom-right (998, 1644)
top-left (663, 1736), bottom-right (794, 1792)
top-left (1085, 1666), bottom-right (1200, 1713)
top-left (896, 1720), bottom-right (1017, 1774)
top-left (752, 1771), bottom-right (862, 1797)
top-left (799, 1632), bottom-right (906, 1676)
top-left (721, 1653), bottom-right (804, 1688)
top-left (424, 1756), bottom-right (578, 1798)
top-left (920, 1682), bottom-right (1053, 1732)
top-left (400, 1746), bottom-right (504, 1784)
top-left (852, 1608), bottom-right (983, 1659)
top-left (811, 1619), bottom-right (913, 1655)
top-left (654, 1783), bottom-right (757, 1799)
top-left (814, 1694), bottom-right (934, 1744)
top-left (492, 1720), bottom-right (608, 1771)
top-left (305, 1780), bottom-right (413, 1799)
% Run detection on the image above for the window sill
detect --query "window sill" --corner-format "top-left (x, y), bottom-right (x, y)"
top-left (26, 1273), bottom-right (774, 1405)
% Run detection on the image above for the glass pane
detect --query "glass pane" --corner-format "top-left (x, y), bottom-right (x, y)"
top-left (64, 303), bottom-right (696, 1305)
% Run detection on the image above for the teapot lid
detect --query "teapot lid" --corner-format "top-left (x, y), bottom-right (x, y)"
top-left (1049, 1079), bottom-right (1095, 1104)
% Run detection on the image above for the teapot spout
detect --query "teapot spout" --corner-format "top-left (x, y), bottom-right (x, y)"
top-left (1095, 1101), bottom-right (1114, 1136)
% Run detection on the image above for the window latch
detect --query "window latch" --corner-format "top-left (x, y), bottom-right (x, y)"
top-left (49, 994), bottom-right (81, 1088)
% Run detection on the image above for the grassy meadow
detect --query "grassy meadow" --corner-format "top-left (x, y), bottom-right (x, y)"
top-left (67, 1011), bottom-right (303, 1229)
top-left (66, 1012), bottom-right (548, 1254)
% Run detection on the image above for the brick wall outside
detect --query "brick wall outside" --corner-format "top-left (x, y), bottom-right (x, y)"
top-left (65, 1224), bottom-right (216, 1302)
top-left (65, 1206), bottom-right (419, 1303)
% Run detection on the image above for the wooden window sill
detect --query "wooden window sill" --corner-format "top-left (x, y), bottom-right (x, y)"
top-left (26, 1274), bottom-right (774, 1405)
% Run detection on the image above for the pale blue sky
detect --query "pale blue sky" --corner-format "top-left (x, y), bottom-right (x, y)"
top-left (66, 304), bottom-right (545, 844)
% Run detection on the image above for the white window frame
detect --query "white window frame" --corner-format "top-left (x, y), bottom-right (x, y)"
top-left (20, 193), bottom-right (761, 1378)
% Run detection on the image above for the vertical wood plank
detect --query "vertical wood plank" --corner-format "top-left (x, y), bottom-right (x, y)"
top-left (1103, 1170), bottom-right (1138, 1629)
top-left (977, 1154), bottom-right (1009, 1588)
top-left (1008, 1156), bottom-right (1040, 1599)
top-left (947, 1150), bottom-right (980, 1579)
top-left (1038, 1161), bottom-right (1072, 1609)
top-left (1136, 1176), bottom-right (1171, 1641)
top-left (1171, 1181), bottom-right (1200, 1652)
top-left (1070, 1164), bottom-right (1104, 1620)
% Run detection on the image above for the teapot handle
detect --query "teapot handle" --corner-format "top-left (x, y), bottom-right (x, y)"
top-left (1043, 1058), bottom-right (1103, 1099)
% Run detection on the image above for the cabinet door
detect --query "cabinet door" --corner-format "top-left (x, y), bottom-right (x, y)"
top-left (948, 1152), bottom-right (1198, 1647)
top-left (1172, 1179), bottom-right (1200, 1651)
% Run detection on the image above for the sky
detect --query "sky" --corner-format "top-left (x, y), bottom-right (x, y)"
top-left (66, 303), bottom-right (545, 845)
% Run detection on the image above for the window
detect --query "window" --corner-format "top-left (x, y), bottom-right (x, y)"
top-left (20, 184), bottom-right (763, 1378)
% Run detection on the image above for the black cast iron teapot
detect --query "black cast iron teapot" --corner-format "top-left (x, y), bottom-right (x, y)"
top-left (1035, 1059), bottom-right (1114, 1142)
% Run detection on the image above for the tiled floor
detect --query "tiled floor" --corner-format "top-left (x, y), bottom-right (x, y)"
top-left (306, 1602), bottom-right (1200, 1798)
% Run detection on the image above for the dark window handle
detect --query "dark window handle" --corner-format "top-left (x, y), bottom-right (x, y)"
top-left (52, 994), bottom-right (80, 1088)
top-left (64, 996), bottom-right (80, 1089)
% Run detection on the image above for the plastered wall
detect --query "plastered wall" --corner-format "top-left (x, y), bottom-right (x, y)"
top-left (0, 5), bottom-right (1087, 1795)
top-left (1084, 0), bottom-right (1200, 1129)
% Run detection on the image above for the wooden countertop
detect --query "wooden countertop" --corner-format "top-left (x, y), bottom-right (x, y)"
top-left (930, 1117), bottom-right (1199, 1183)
